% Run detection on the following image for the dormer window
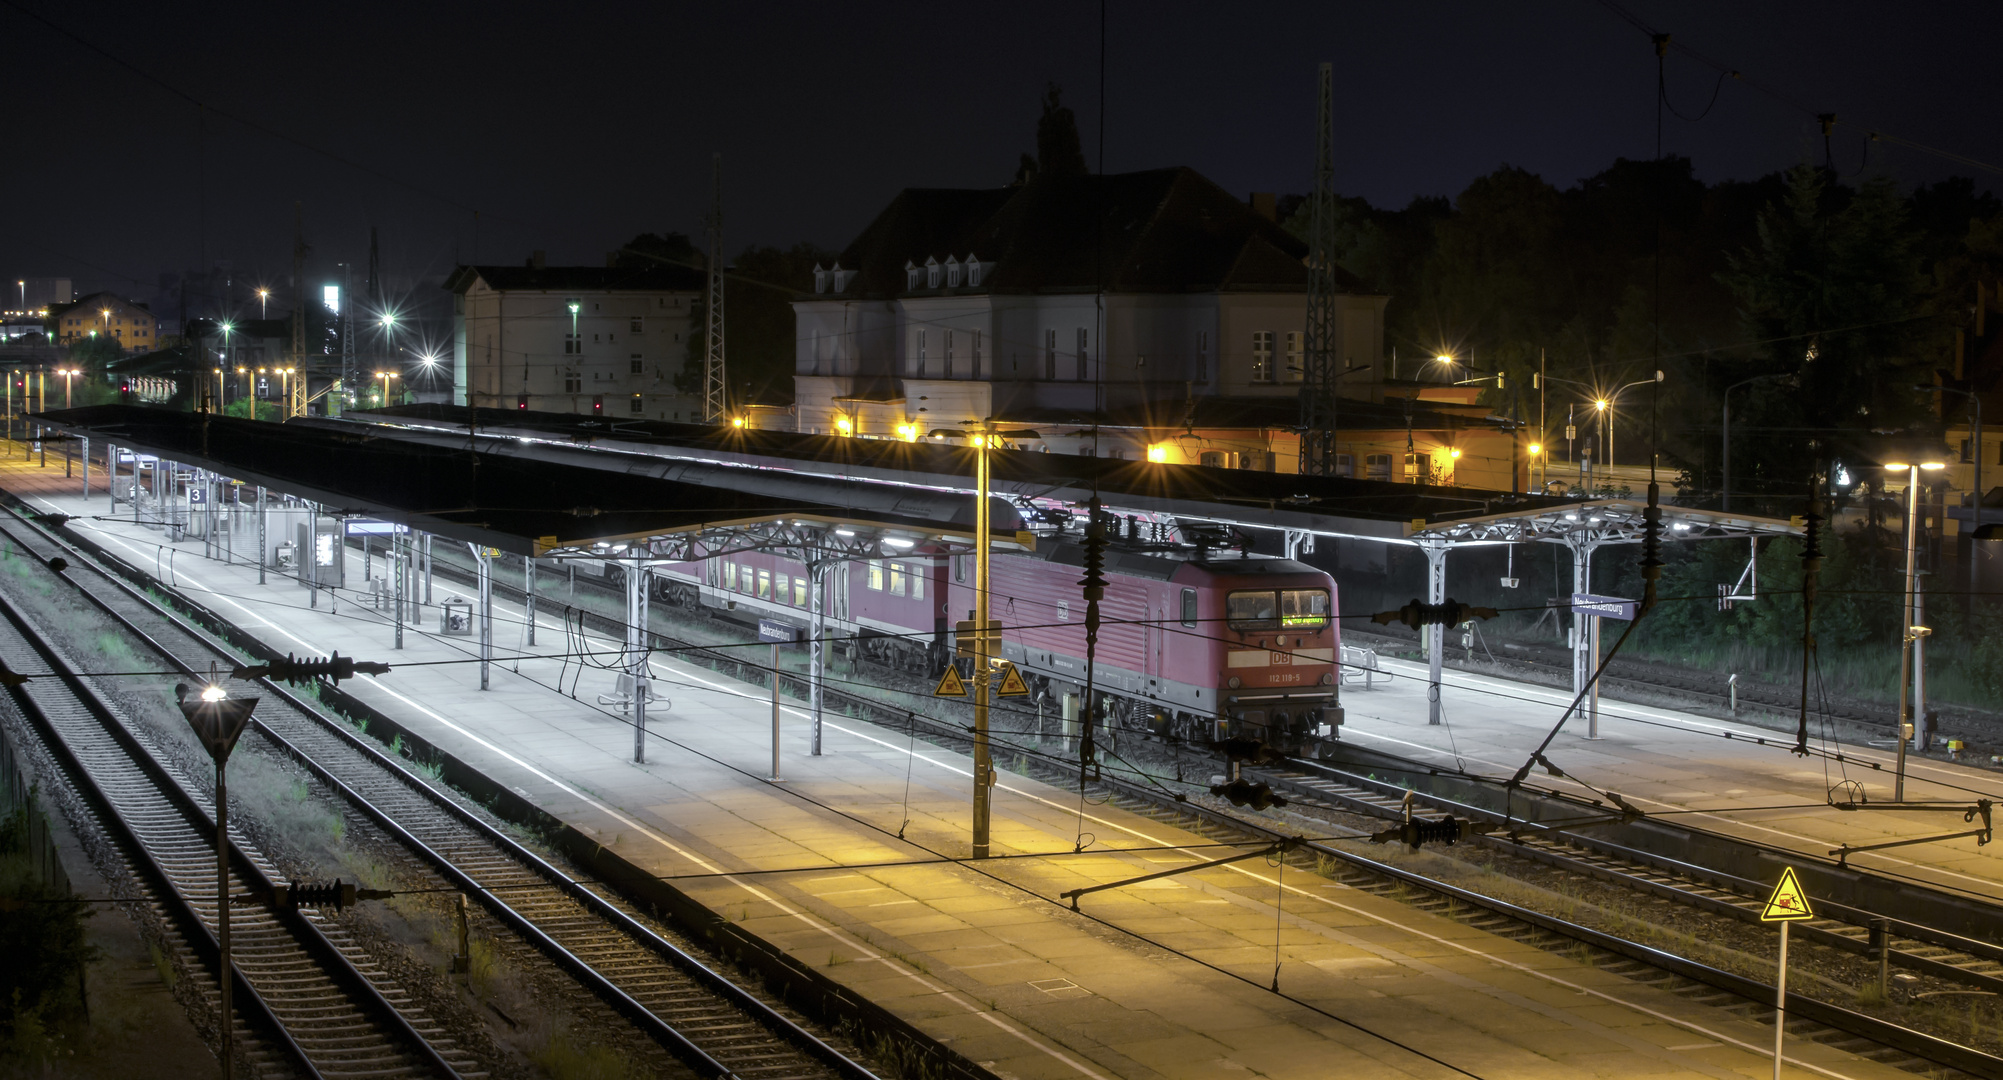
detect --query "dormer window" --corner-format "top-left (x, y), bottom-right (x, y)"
top-left (813, 263), bottom-right (830, 294)
top-left (831, 263), bottom-right (852, 291)
top-left (905, 260), bottom-right (922, 290)
top-left (924, 256), bottom-right (941, 289)
top-left (965, 255), bottom-right (985, 287)
top-left (945, 256), bottom-right (962, 288)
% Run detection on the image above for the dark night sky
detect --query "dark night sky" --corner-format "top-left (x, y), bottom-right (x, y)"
top-left (6, 0), bottom-right (2000, 315)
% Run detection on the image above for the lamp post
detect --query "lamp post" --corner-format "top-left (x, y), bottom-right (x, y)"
top-left (176, 676), bottom-right (258, 1080)
top-left (373, 370), bottom-right (399, 408)
top-left (1597, 371), bottom-right (1665, 470)
top-left (57, 367), bottom-right (78, 409)
top-left (1924, 385), bottom-right (1983, 602)
top-left (1723, 374), bottom-right (1792, 512)
top-left (256, 288), bottom-right (270, 319)
top-left (1886, 459), bottom-right (1945, 800)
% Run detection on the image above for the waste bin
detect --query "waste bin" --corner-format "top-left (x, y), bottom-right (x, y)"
top-left (440, 596), bottom-right (473, 636)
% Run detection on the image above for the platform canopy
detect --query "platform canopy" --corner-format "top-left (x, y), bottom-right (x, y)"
top-left (34, 405), bottom-right (1031, 562)
top-left (1405, 498), bottom-right (1804, 548)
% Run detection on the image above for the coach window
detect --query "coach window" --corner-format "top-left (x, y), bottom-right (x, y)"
top-left (953, 555), bottom-right (967, 583)
top-left (907, 562), bottom-right (924, 600)
top-left (723, 563), bottom-right (738, 591)
top-left (793, 576), bottom-right (808, 605)
top-left (775, 572), bottom-right (790, 603)
top-left (1181, 588), bottom-right (1198, 627)
top-left (889, 563), bottom-right (906, 596)
top-left (868, 563), bottom-right (884, 590)
top-left (757, 569), bottom-right (771, 600)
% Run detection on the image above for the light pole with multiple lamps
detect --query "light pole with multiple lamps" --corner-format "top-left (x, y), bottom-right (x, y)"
top-left (56, 367), bottom-right (79, 409)
top-left (373, 370), bottom-right (399, 408)
top-left (1885, 457), bottom-right (1945, 800)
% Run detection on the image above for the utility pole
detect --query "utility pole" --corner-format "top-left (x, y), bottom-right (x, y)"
top-left (367, 227), bottom-right (384, 382)
top-left (704, 153), bottom-right (727, 424)
top-left (1298, 62), bottom-right (1340, 476)
top-left (290, 205), bottom-right (308, 420)
top-left (340, 263), bottom-right (356, 413)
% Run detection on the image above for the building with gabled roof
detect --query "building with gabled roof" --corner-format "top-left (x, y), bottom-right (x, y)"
top-left (791, 166), bottom-right (1527, 489)
top-left (47, 291), bottom-right (158, 351)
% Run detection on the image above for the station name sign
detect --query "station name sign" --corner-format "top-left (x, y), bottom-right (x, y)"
top-left (758, 618), bottom-right (805, 644)
top-left (1571, 593), bottom-right (1637, 621)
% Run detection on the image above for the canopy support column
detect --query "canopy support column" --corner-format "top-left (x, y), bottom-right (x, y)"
top-left (627, 560), bottom-right (650, 763)
top-left (470, 544), bottom-right (492, 689)
top-left (1422, 539), bottom-right (1446, 726)
top-left (525, 555), bottom-right (537, 647)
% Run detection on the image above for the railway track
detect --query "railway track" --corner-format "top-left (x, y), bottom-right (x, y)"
top-left (0, 508), bottom-right (883, 1080)
top-left (28, 509), bottom-right (2003, 1076)
top-left (0, 560), bottom-right (469, 1078)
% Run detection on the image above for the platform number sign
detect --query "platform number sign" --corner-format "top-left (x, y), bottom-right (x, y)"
top-left (1760, 866), bottom-right (1813, 922)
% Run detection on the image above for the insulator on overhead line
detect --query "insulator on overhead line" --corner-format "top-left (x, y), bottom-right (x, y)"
top-left (1369, 599), bottom-right (1498, 630)
top-left (1078, 499), bottom-right (1108, 603)
top-left (232, 650), bottom-right (391, 686)
top-left (1211, 779), bottom-right (1287, 811)
top-left (1368, 815), bottom-right (1481, 849)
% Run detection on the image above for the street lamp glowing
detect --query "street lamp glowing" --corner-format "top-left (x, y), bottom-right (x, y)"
top-left (896, 422), bottom-right (919, 442)
top-left (1146, 444), bottom-right (1169, 463)
top-left (833, 415), bottom-right (853, 436)
top-left (1434, 354), bottom-right (1453, 364)
top-left (256, 288), bottom-right (270, 318)
top-left (730, 416), bottom-right (746, 429)
top-left (1528, 443), bottom-right (1542, 455)
top-left (1448, 447), bottom-right (1462, 459)
top-left (1594, 398), bottom-right (1609, 412)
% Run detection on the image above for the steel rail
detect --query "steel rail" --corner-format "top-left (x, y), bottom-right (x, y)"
top-left (0, 507), bottom-right (879, 1080)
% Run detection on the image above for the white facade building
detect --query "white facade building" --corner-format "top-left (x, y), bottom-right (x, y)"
top-left (448, 261), bottom-right (705, 421)
top-left (791, 168), bottom-right (1390, 466)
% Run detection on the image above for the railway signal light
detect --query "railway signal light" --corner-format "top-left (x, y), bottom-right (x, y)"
top-left (1370, 598), bottom-right (1499, 630)
top-left (1211, 779), bottom-right (1287, 810)
top-left (232, 650), bottom-right (391, 686)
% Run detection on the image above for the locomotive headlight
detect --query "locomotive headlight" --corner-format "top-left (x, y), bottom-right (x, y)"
top-left (1226, 676), bottom-right (1242, 690)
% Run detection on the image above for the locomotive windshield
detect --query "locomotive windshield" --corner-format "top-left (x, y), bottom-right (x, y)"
top-left (1226, 588), bottom-right (1329, 629)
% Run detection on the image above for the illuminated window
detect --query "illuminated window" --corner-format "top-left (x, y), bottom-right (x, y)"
top-left (1251, 331), bottom-right (1274, 383)
top-left (1404, 452), bottom-right (1427, 482)
top-left (888, 563), bottom-right (905, 596)
top-left (757, 569), bottom-right (771, 600)
top-left (775, 572), bottom-right (789, 603)
top-left (723, 563), bottom-right (737, 590)
top-left (793, 577), bottom-right (808, 605)
top-left (867, 563), bottom-right (883, 591)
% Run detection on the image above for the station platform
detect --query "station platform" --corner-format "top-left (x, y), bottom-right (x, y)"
top-left (1339, 647), bottom-right (2003, 905)
top-left (0, 451), bottom-right (1925, 1080)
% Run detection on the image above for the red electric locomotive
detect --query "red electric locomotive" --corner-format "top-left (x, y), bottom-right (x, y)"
top-left (640, 531), bottom-right (1342, 757)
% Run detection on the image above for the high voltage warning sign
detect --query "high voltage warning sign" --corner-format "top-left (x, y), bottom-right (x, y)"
top-left (933, 665), bottom-right (968, 698)
top-left (997, 662), bottom-right (1029, 697)
top-left (1761, 866), bottom-right (1814, 921)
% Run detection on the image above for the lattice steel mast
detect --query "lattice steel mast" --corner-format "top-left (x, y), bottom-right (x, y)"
top-left (1298, 62), bottom-right (1340, 475)
top-left (704, 152), bottom-right (727, 423)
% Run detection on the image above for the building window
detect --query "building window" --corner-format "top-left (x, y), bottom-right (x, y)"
top-left (1076, 328), bottom-right (1090, 380)
top-left (916, 329), bottom-right (927, 369)
top-left (973, 330), bottom-right (983, 372)
top-left (1200, 450), bottom-right (1228, 468)
top-left (1404, 452), bottom-right (1427, 482)
top-left (1045, 329), bottom-right (1057, 379)
top-left (630, 356), bottom-right (644, 374)
top-left (946, 260), bottom-right (962, 288)
top-left (1963, 439), bottom-right (1974, 463)
top-left (944, 330), bottom-right (954, 375)
top-left (630, 395), bottom-right (644, 413)
top-left (926, 261), bottom-right (941, 288)
top-left (1181, 588), bottom-right (1198, 627)
top-left (630, 316), bottom-right (643, 333)
top-left (1336, 453), bottom-right (1354, 478)
top-left (564, 372), bottom-right (581, 393)
top-left (1285, 331), bottom-right (1304, 382)
top-left (1251, 331), bottom-right (1274, 383)
top-left (1366, 453), bottom-right (1392, 481)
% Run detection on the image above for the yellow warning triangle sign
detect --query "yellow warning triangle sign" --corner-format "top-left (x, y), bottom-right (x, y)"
top-left (996, 662), bottom-right (1029, 697)
top-left (1761, 866), bottom-right (1814, 921)
top-left (933, 664), bottom-right (968, 697)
